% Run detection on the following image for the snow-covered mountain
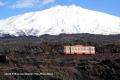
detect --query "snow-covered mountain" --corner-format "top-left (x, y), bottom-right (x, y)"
top-left (0, 5), bottom-right (120, 36)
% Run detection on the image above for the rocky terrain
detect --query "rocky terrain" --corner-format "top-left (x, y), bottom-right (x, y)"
top-left (0, 33), bottom-right (120, 80)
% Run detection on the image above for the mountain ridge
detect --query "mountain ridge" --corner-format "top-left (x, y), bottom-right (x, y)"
top-left (0, 5), bottom-right (120, 36)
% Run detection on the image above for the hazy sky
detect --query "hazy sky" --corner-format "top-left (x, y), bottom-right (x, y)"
top-left (0, 0), bottom-right (120, 19)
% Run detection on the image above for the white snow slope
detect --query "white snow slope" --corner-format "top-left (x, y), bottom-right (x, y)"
top-left (0, 5), bottom-right (120, 36)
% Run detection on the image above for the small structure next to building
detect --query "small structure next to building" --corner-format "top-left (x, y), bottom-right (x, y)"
top-left (64, 45), bottom-right (95, 54)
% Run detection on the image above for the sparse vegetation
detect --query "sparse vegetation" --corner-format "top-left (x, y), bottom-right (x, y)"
top-left (0, 34), bottom-right (120, 80)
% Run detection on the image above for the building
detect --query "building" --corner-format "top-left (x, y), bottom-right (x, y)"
top-left (64, 45), bottom-right (95, 54)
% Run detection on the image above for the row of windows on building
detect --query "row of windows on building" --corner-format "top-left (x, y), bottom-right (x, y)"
top-left (65, 47), bottom-right (95, 51)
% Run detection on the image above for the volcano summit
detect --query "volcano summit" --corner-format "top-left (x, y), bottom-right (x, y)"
top-left (0, 5), bottom-right (120, 36)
